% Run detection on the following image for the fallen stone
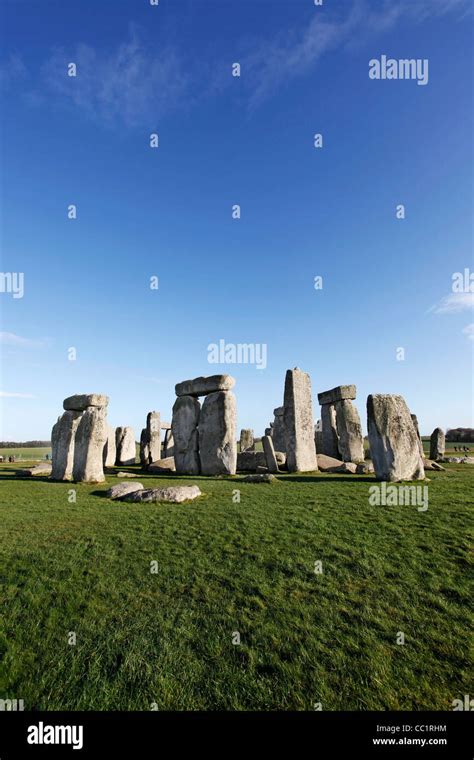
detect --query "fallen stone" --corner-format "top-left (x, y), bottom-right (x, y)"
top-left (274, 451), bottom-right (286, 466)
top-left (367, 394), bottom-right (425, 482)
top-left (116, 472), bottom-right (140, 478)
top-left (175, 375), bottom-right (235, 397)
top-left (119, 485), bottom-right (202, 503)
top-left (172, 395), bottom-right (201, 475)
top-left (242, 473), bottom-right (276, 483)
top-left (17, 463), bottom-right (52, 477)
top-left (63, 394), bottom-right (108, 411)
top-left (199, 390), bottom-right (237, 475)
top-left (331, 462), bottom-right (357, 474)
top-left (147, 457), bottom-right (176, 473)
top-left (283, 368), bottom-right (318, 472)
top-left (356, 461), bottom-right (374, 474)
top-left (107, 482), bottom-right (144, 500)
top-left (317, 453), bottom-right (345, 471)
top-left (262, 435), bottom-right (279, 473)
top-left (423, 459), bottom-right (445, 471)
top-left (317, 385), bottom-right (356, 406)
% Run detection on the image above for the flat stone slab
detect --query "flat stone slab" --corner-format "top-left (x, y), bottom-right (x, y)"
top-left (175, 375), bottom-right (235, 397)
top-left (116, 472), bottom-right (140, 478)
top-left (119, 485), bottom-right (202, 503)
top-left (242, 473), bottom-right (276, 483)
top-left (16, 464), bottom-right (52, 477)
top-left (63, 394), bottom-right (108, 411)
top-left (107, 482), bottom-right (144, 500)
top-left (160, 421), bottom-right (171, 430)
top-left (317, 453), bottom-right (345, 471)
top-left (423, 459), bottom-right (445, 471)
top-left (147, 457), bottom-right (176, 473)
top-left (356, 461), bottom-right (374, 474)
top-left (317, 385), bottom-right (356, 406)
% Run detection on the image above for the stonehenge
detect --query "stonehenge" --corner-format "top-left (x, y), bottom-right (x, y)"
top-left (103, 425), bottom-right (116, 467)
top-left (367, 394), bottom-right (425, 482)
top-left (171, 375), bottom-right (237, 475)
top-left (139, 412), bottom-right (161, 465)
top-left (317, 385), bottom-right (364, 463)
top-left (115, 426), bottom-right (136, 466)
top-left (51, 394), bottom-right (109, 483)
top-left (262, 435), bottom-right (279, 473)
top-left (411, 414), bottom-right (425, 459)
top-left (283, 368), bottom-right (318, 472)
top-left (430, 427), bottom-right (445, 461)
top-left (240, 429), bottom-right (255, 452)
top-left (271, 407), bottom-right (286, 453)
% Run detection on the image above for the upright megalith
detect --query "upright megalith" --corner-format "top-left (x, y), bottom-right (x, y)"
top-left (199, 391), bottom-right (237, 475)
top-left (240, 429), bottom-right (255, 452)
top-left (411, 414), bottom-right (424, 459)
top-left (115, 426), bottom-right (136, 466)
top-left (429, 427), bottom-right (445, 461)
top-left (320, 403), bottom-right (339, 458)
top-left (283, 368), bottom-right (318, 472)
top-left (262, 435), bottom-right (279, 473)
top-left (103, 425), bottom-right (116, 467)
top-left (171, 395), bottom-right (201, 475)
top-left (272, 407), bottom-right (286, 453)
top-left (51, 410), bottom-right (83, 480)
top-left (73, 406), bottom-right (108, 483)
top-left (146, 411), bottom-right (161, 463)
top-left (139, 428), bottom-right (149, 466)
top-left (162, 427), bottom-right (174, 458)
top-left (367, 394), bottom-right (425, 482)
top-left (318, 385), bottom-right (364, 462)
top-left (51, 394), bottom-right (109, 483)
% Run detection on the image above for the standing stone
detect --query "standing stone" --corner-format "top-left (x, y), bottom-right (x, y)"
top-left (199, 391), bottom-right (237, 475)
top-left (171, 395), bottom-right (201, 475)
top-left (334, 399), bottom-right (364, 462)
top-left (272, 406), bottom-right (286, 453)
top-left (411, 414), bottom-right (425, 459)
top-left (51, 410), bottom-right (83, 480)
top-left (262, 435), bottom-right (279, 473)
top-left (240, 429), bottom-right (255, 452)
top-left (320, 403), bottom-right (339, 458)
top-left (73, 407), bottom-right (108, 483)
top-left (146, 411), bottom-right (161, 463)
top-left (139, 428), bottom-right (149, 466)
top-left (115, 426), bottom-right (136, 466)
top-left (429, 427), bottom-right (445, 461)
top-left (367, 394), bottom-right (425, 482)
top-left (103, 425), bottom-right (117, 467)
top-left (283, 368), bottom-right (318, 472)
top-left (163, 428), bottom-right (175, 458)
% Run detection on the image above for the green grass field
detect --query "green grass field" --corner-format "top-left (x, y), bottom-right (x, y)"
top-left (0, 460), bottom-right (472, 711)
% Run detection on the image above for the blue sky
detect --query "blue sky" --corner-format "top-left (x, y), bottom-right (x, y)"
top-left (1, 0), bottom-right (473, 441)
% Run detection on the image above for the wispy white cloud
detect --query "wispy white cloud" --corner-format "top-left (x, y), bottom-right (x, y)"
top-left (462, 323), bottom-right (474, 341)
top-left (0, 391), bottom-right (35, 399)
top-left (429, 293), bottom-right (474, 314)
top-left (0, 332), bottom-right (46, 348)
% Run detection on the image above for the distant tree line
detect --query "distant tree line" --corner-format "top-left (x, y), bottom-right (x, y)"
top-left (446, 428), bottom-right (474, 442)
top-left (0, 441), bottom-right (51, 448)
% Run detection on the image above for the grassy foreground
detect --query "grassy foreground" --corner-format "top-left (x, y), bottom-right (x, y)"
top-left (0, 462), bottom-right (472, 711)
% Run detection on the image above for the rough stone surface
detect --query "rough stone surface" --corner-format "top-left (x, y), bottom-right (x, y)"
top-left (411, 414), bottom-right (425, 459)
top-left (332, 462), bottom-right (357, 474)
top-left (317, 385), bottom-right (356, 406)
top-left (274, 451), bottom-right (286, 466)
top-left (161, 421), bottom-right (171, 431)
top-left (264, 427), bottom-right (272, 437)
top-left (367, 394), bottom-right (425, 482)
top-left (320, 403), bottom-right (339, 458)
top-left (73, 407), bottom-right (108, 483)
top-left (175, 374), bottom-right (235, 398)
top-left (116, 472), bottom-right (139, 478)
top-left (242, 473), bottom-right (276, 483)
top-left (423, 459), bottom-right (445, 471)
top-left (429, 427), bottom-right (445, 462)
top-left (51, 410), bottom-right (83, 481)
top-left (147, 457), bottom-right (176, 474)
top-left (199, 391), bottom-right (237, 475)
top-left (334, 399), bottom-right (364, 462)
top-left (103, 425), bottom-right (116, 467)
top-left (356, 461), bottom-right (374, 474)
top-left (171, 395), bottom-right (201, 475)
top-left (17, 464), bottom-right (52, 477)
top-left (317, 453), bottom-right (345, 471)
top-left (262, 435), bottom-right (279, 473)
top-left (162, 428), bottom-right (175, 458)
top-left (115, 427), bottom-right (136, 466)
top-left (240, 429), bottom-right (255, 452)
top-left (139, 428), bottom-right (149, 466)
top-left (63, 394), bottom-right (108, 411)
top-left (283, 368), bottom-right (318, 472)
top-left (119, 485), bottom-right (202, 503)
top-left (272, 408), bottom-right (286, 453)
top-left (107, 482), bottom-right (144, 500)
top-left (147, 411), bottom-right (161, 463)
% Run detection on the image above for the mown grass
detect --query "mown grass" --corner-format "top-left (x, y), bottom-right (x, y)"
top-left (0, 462), bottom-right (472, 711)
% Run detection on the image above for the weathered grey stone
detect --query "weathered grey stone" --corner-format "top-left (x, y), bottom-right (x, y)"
top-left (162, 428), bottom-right (175, 458)
top-left (115, 427), bottom-right (136, 466)
top-left (274, 451), bottom-right (286, 466)
top-left (317, 385), bottom-right (356, 406)
top-left (147, 457), bottom-right (176, 474)
top-left (272, 408), bottom-right (286, 453)
top-left (107, 482), bottom-right (144, 500)
top-left (331, 462), bottom-right (357, 474)
top-left (429, 427), bottom-right (445, 462)
top-left (199, 391), bottom-right (237, 475)
top-left (367, 395), bottom-right (425, 482)
top-left (317, 453), bottom-right (345, 471)
top-left (171, 395), bottom-right (201, 475)
top-left (51, 410), bottom-right (83, 481)
top-left (119, 485), bottom-right (202, 503)
top-left (356, 461), bottom-right (374, 474)
top-left (423, 459), bottom-right (445, 471)
top-left (175, 374), bottom-right (235, 398)
top-left (103, 425), bottom-right (116, 467)
top-left (320, 403), bottom-right (339, 458)
top-left (242, 473), bottom-right (276, 483)
top-left (147, 411), bottom-right (161, 463)
top-left (139, 428), bottom-right (149, 466)
top-left (63, 394), bottom-right (108, 411)
top-left (73, 407), bottom-right (108, 483)
top-left (240, 429), bottom-right (255, 452)
top-left (283, 368), bottom-right (318, 472)
top-left (161, 421), bottom-right (171, 430)
top-left (17, 463), bottom-right (52, 477)
top-left (262, 435), bottom-right (279, 473)
top-left (264, 427), bottom-right (272, 437)
top-left (334, 399), bottom-right (364, 462)
top-left (116, 472), bottom-right (139, 478)
top-left (411, 414), bottom-right (425, 459)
